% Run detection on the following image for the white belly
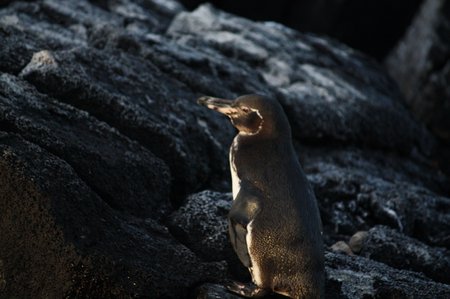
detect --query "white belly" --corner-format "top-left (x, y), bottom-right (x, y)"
top-left (229, 137), bottom-right (241, 200)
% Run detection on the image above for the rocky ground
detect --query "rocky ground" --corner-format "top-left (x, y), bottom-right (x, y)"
top-left (0, 0), bottom-right (449, 298)
top-left (179, 0), bottom-right (424, 60)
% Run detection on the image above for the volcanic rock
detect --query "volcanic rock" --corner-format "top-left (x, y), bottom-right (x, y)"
top-left (0, 1), bottom-right (449, 298)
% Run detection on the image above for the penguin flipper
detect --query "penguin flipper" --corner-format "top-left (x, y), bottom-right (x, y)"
top-left (228, 190), bottom-right (261, 268)
top-left (228, 219), bottom-right (251, 267)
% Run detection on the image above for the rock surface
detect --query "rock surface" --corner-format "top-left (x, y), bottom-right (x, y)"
top-left (169, 191), bottom-right (232, 261)
top-left (180, 0), bottom-right (423, 60)
top-left (386, 0), bottom-right (450, 142)
top-left (0, 73), bottom-right (171, 219)
top-left (168, 191), bottom-right (249, 281)
top-left (325, 251), bottom-right (450, 299)
top-left (0, 0), bottom-right (449, 298)
top-left (359, 225), bottom-right (450, 284)
top-left (0, 133), bottom-right (224, 298)
top-left (304, 149), bottom-right (450, 247)
top-left (193, 250), bottom-right (450, 299)
top-left (167, 4), bottom-right (434, 155)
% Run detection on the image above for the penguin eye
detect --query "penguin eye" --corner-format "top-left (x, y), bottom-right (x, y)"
top-left (241, 107), bottom-right (250, 113)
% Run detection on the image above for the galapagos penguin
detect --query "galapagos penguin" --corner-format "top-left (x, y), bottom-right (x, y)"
top-left (198, 94), bottom-right (324, 299)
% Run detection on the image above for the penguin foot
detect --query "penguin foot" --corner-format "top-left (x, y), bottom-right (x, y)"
top-left (225, 281), bottom-right (269, 298)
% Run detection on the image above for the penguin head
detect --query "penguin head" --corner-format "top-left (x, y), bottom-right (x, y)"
top-left (198, 94), bottom-right (290, 138)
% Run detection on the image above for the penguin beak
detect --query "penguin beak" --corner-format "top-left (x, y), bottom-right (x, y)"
top-left (197, 96), bottom-right (237, 115)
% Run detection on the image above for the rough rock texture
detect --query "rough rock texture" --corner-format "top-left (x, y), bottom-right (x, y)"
top-left (167, 4), bottom-right (434, 155)
top-left (325, 251), bottom-right (450, 299)
top-left (169, 191), bottom-right (249, 280)
top-left (196, 283), bottom-right (243, 299)
top-left (180, 0), bottom-right (423, 60)
top-left (303, 149), bottom-right (450, 247)
top-left (18, 46), bottom-right (232, 200)
top-left (359, 226), bottom-right (450, 284)
top-left (1, 0), bottom-right (450, 298)
top-left (0, 133), bottom-right (225, 298)
top-left (194, 250), bottom-right (450, 299)
top-left (0, 73), bottom-right (171, 219)
top-left (169, 191), bottom-right (232, 261)
top-left (386, 0), bottom-right (450, 142)
top-left (178, 191), bottom-right (450, 298)
top-left (0, 0), bottom-right (234, 202)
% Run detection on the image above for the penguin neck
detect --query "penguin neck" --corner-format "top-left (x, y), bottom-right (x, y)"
top-left (235, 127), bottom-right (291, 145)
top-left (232, 130), bottom-right (295, 167)
top-left (230, 131), bottom-right (295, 199)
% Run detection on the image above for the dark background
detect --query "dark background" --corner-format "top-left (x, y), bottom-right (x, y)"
top-left (180, 0), bottom-right (423, 60)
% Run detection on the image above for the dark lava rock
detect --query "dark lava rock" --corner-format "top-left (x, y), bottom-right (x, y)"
top-left (196, 283), bottom-right (242, 299)
top-left (179, 0), bottom-right (423, 60)
top-left (325, 251), bottom-right (450, 299)
top-left (305, 151), bottom-right (450, 248)
top-left (169, 191), bottom-right (232, 261)
top-left (300, 146), bottom-right (449, 196)
top-left (0, 73), bottom-right (171, 219)
top-left (195, 251), bottom-right (450, 299)
top-left (169, 190), bottom-right (249, 280)
top-left (0, 0), bottom-right (183, 38)
top-left (358, 225), bottom-right (450, 284)
top-left (1, 0), bottom-right (450, 298)
top-left (0, 132), bottom-right (225, 298)
top-left (1, 0), bottom-right (234, 202)
top-left (196, 283), bottom-right (291, 299)
top-left (18, 47), bottom-right (232, 200)
top-left (386, 0), bottom-right (450, 142)
top-left (169, 191), bottom-right (450, 298)
top-left (168, 4), bottom-right (434, 155)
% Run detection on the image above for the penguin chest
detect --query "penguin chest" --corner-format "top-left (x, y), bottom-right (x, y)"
top-left (229, 138), bottom-right (241, 200)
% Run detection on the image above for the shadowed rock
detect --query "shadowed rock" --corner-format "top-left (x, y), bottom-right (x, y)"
top-left (169, 191), bottom-right (232, 261)
top-left (0, 0), bottom-right (449, 298)
top-left (18, 46), bottom-right (233, 201)
top-left (306, 154), bottom-right (450, 248)
top-left (326, 251), bottom-right (450, 299)
top-left (0, 132), bottom-right (225, 298)
top-left (196, 283), bottom-right (243, 299)
top-left (179, 0), bottom-right (423, 60)
top-left (1, 0), bottom-right (233, 202)
top-left (386, 0), bottom-right (450, 142)
top-left (0, 73), bottom-right (171, 219)
top-left (169, 190), bottom-right (249, 281)
top-left (358, 225), bottom-right (450, 284)
top-left (168, 4), bottom-right (435, 155)
top-left (168, 191), bottom-right (450, 298)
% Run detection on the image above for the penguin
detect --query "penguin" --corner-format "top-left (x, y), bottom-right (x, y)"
top-left (198, 94), bottom-right (324, 299)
